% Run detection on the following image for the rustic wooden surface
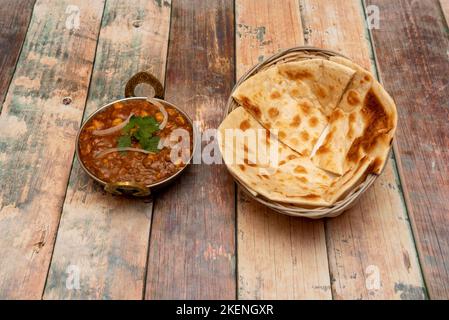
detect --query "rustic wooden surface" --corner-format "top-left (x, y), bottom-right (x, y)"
top-left (301, 0), bottom-right (425, 300)
top-left (367, 0), bottom-right (449, 299)
top-left (0, 0), bottom-right (35, 108)
top-left (43, 0), bottom-right (171, 299)
top-left (235, 0), bottom-right (332, 300)
top-left (145, 0), bottom-right (236, 299)
top-left (0, 0), bottom-right (105, 299)
top-left (1, 0), bottom-right (448, 300)
top-left (441, 0), bottom-right (449, 20)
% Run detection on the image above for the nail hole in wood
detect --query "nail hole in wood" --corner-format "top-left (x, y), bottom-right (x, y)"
top-left (132, 20), bottom-right (143, 28)
top-left (62, 97), bottom-right (72, 105)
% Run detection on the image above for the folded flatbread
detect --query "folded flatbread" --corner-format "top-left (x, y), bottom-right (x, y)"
top-left (221, 57), bottom-right (397, 207)
top-left (312, 57), bottom-right (397, 175)
top-left (218, 107), bottom-right (332, 206)
top-left (218, 107), bottom-right (379, 206)
top-left (232, 59), bottom-right (356, 156)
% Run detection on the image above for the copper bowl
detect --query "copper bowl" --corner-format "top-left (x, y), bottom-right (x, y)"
top-left (75, 72), bottom-right (196, 197)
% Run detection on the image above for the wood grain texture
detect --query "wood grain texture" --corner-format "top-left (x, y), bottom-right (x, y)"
top-left (0, 0), bottom-right (35, 108)
top-left (0, 0), bottom-right (104, 299)
top-left (43, 0), bottom-right (171, 300)
top-left (366, 0), bottom-right (449, 299)
top-left (440, 0), bottom-right (449, 22)
top-left (235, 0), bottom-right (331, 300)
top-left (145, 0), bottom-right (236, 299)
top-left (300, 0), bottom-right (426, 299)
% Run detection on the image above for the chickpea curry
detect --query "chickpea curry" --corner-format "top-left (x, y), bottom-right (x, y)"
top-left (78, 99), bottom-right (193, 186)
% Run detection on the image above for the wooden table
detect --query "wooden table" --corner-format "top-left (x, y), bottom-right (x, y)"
top-left (0, 0), bottom-right (448, 300)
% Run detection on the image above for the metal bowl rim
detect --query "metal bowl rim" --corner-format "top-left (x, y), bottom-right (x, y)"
top-left (75, 96), bottom-right (197, 189)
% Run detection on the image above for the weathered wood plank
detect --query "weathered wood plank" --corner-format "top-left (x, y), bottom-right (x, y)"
top-left (440, 0), bottom-right (449, 22)
top-left (0, 0), bottom-right (35, 108)
top-left (145, 0), bottom-right (236, 299)
top-left (300, 0), bottom-right (426, 299)
top-left (366, 0), bottom-right (449, 299)
top-left (43, 0), bottom-right (171, 300)
top-left (235, 0), bottom-right (331, 300)
top-left (0, 0), bottom-right (105, 299)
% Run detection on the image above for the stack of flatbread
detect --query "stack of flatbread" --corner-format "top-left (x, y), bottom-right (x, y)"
top-left (218, 57), bottom-right (397, 207)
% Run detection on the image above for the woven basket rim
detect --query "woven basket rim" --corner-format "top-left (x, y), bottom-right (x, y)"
top-left (223, 46), bottom-right (388, 219)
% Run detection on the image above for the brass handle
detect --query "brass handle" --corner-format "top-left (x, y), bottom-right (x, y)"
top-left (125, 71), bottom-right (164, 99)
top-left (104, 182), bottom-right (151, 197)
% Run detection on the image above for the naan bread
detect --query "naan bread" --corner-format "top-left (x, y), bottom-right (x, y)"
top-left (313, 57), bottom-right (397, 175)
top-left (277, 59), bottom-right (356, 116)
top-left (218, 107), bottom-right (334, 206)
top-left (218, 107), bottom-right (385, 206)
top-left (221, 57), bottom-right (397, 208)
top-left (312, 63), bottom-right (374, 175)
top-left (232, 59), bottom-right (356, 156)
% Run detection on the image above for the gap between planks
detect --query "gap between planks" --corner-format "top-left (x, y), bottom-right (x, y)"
top-left (235, 0), bottom-right (332, 300)
top-left (366, 0), bottom-right (449, 299)
top-left (0, 0), bottom-right (106, 299)
top-left (43, 0), bottom-right (171, 300)
top-left (300, 0), bottom-right (426, 300)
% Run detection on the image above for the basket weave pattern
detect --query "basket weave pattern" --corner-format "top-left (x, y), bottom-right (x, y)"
top-left (224, 47), bottom-right (381, 219)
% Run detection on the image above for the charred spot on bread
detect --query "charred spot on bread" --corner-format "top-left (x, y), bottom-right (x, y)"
top-left (294, 165), bottom-right (307, 174)
top-left (284, 69), bottom-right (313, 80)
top-left (299, 101), bottom-right (312, 115)
top-left (308, 116), bottom-right (319, 127)
top-left (329, 108), bottom-right (344, 122)
top-left (270, 91), bottom-right (281, 99)
top-left (316, 145), bottom-right (330, 155)
top-left (315, 84), bottom-right (327, 99)
top-left (239, 119), bottom-right (251, 131)
top-left (372, 157), bottom-right (383, 173)
top-left (290, 115), bottom-right (301, 127)
top-left (303, 193), bottom-right (320, 200)
top-left (347, 89), bottom-right (361, 106)
top-left (241, 97), bottom-right (262, 118)
top-left (300, 130), bottom-right (310, 141)
top-left (290, 88), bottom-right (300, 97)
top-left (265, 130), bottom-right (271, 145)
top-left (268, 107), bottom-right (280, 118)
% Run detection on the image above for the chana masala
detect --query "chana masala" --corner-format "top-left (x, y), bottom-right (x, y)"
top-left (78, 99), bottom-right (193, 186)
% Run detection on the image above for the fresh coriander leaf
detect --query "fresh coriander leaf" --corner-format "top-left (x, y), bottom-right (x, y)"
top-left (137, 116), bottom-right (159, 134)
top-left (117, 135), bottom-right (132, 148)
top-left (122, 116), bottom-right (137, 133)
top-left (141, 136), bottom-right (160, 153)
top-left (120, 115), bottom-right (160, 153)
top-left (134, 127), bottom-right (152, 141)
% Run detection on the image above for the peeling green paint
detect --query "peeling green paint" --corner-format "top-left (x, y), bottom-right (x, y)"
top-left (394, 283), bottom-right (426, 300)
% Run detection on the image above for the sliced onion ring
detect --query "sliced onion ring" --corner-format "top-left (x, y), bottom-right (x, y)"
top-left (147, 98), bottom-right (168, 130)
top-left (95, 147), bottom-right (155, 158)
top-left (157, 137), bottom-right (166, 150)
top-left (92, 113), bottom-right (134, 136)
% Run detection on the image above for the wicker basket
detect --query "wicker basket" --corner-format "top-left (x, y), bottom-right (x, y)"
top-left (224, 46), bottom-right (384, 219)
